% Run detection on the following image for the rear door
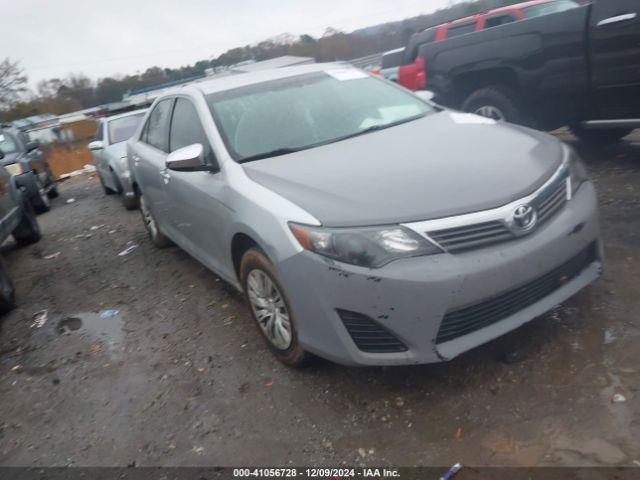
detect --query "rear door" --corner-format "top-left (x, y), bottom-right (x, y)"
top-left (131, 98), bottom-right (175, 226)
top-left (590, 0), bottom-right (640, 117)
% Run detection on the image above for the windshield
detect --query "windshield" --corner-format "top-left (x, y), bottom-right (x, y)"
top-left (524, 0), bottom-right (580, 18)
top-left (0, 132), bottom-right (19, 155)
top-left (206, 69), bottom-right (431, 162)
top-left (108, 113), bottom-right (145, 144)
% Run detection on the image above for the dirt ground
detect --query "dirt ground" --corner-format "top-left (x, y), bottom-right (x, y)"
top-left (0, 131), bottom-right (638, 468)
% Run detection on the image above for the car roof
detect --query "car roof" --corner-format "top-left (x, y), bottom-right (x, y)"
top-left (105, 108), bottom-right (149, 122)
top-left (189, 62), bottom-right (349, 97)
top-left (488, 0), bottom-right (557, 15)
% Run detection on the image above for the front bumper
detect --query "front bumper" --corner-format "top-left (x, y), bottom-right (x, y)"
top-left (276, 183), bottom-right (602, 366)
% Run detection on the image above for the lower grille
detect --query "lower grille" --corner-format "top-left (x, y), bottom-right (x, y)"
top-left (435, 243), bottom-right (598, 344)
top-left (337, 309), bottom-right (408, 353)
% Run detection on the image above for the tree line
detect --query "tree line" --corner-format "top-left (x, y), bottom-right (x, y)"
top-left (0, 0), bottom-right (528, 123)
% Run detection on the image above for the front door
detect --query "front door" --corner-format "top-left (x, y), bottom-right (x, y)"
top-left (164, 97), bottom-right (233, 278)
top-left (590, 0), bottom-right (640, 118)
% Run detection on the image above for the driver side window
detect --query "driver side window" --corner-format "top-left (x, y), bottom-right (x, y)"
top-left (143, 99), bottom-right (174, 152)
top-left (169, 98), bottom-right (217, 168)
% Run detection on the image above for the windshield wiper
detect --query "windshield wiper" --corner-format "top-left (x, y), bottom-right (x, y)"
top-left (238, 146), bottom-right (308, 163)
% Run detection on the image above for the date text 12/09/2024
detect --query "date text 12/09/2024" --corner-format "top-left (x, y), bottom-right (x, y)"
top-left (232, 469), bottom-right (402, 478)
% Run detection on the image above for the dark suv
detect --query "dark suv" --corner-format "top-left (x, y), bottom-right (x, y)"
top-left (0, 127), bottom-right (59, 213)
top-left (0, 149), bottom-right (42, 313)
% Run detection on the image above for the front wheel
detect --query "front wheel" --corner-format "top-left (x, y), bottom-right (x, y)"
top-left (138, 192), bottom-right (171, 248)
top-left (462, 86), bottom-right (529, 126)
top-left (240, 248), bottom-right (312, 368)
top-left (569, 124), bottom-right (633, 146)
top-left (13, 199), bottom-right (41, 247)
top-left (0, 259), bottom-right (16, 315)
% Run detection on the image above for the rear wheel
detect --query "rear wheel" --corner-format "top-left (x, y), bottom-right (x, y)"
top-left (569, 124), bottom-right (633, 146)
top-left (462, 86), bottom-right (529, 126)
top-left (30, 180), bottom-right (51, 214)
top-left (0, 259), bottom-right (16, 315)
top-left (13, 199), bottom-right (41, 247)
top-left (139, 192), bottom-right (171, 248)
top-left (240, 248), bottom-right (312, 368)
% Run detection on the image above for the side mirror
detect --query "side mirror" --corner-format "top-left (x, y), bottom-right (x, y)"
top-left (414, 90), bottom-right (435, 102)
top-left (166, 143), bottom-right (211, 172)
top-left (88, 140), bottom-right (104, 151)
top-left (26, 140), bottom-right (39, 152)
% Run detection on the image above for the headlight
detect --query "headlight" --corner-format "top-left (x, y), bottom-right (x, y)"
top-left (118, 155), bottom-right (129, 171)
top-left (289, 223), bottom-right (442, 268)
top-left (566, 147), bottom-right (589, 196)
top-left (4, 163), bottom-right (23, 176)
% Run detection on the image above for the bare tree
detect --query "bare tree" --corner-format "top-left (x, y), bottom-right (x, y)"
top-left (0, 58), bottom-right (27, 109)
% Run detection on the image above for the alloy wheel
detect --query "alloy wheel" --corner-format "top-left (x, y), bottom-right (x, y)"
top-left (475, 105), bottom-right (505, 121)
top-left (246, 269), bottom-right (292, 350)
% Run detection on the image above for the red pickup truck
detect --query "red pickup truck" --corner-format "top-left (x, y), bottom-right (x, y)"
top-left (381, 0), bottom-right (579, 91)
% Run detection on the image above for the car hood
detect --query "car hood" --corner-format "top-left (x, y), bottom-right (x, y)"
top-left (243, 111), bottom-right (564, 227)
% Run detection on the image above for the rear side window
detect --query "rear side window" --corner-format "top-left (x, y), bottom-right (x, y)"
top-left (524, 0), bottom-right (579, 18)
top-left (447, 22), bottom-right (477, 38)
top-left (144, 99), bottom-right (174, 152)
top-left (485, 14), bottom-right (517, 28)
top-left (169, 98), bottom-right (216, 167)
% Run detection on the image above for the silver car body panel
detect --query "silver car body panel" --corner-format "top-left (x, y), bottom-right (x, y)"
top-left (93, 109), bottom-right (147, 199)
top-left (128, 63), bottom-right (602, 366)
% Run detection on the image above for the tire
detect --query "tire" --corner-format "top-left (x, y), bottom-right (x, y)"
top-left (13, 199), bottom-right (41, 247)
top-left (122, 194), bottom-right (138, 211)
top-left (569, 124), bottom-right (633, 146)
top-left (99, 173), bottom-right (116, 195)
top-left (239, 248), bottom-right (312, 368)
top-left (46, 172), bottom-right (59, 199)
top-left (47, 184), bottom-right (59, 199)
top-left (0, 259), bottom-right (16, 315)
top-left (30, 182), bottom-right (51, 214)
top-left (461, 86), bottom-right (528, 126)
top-left (138, 192), bottom-right (171, 248)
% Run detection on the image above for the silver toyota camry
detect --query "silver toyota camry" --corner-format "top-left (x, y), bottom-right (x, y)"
top-left (90, 109), bottom-right (147, 209)
top-left (128, 63), bottom-right (602, 367)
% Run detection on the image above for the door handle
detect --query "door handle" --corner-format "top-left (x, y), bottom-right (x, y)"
top-left (597, 13), bottom-right (637, 27)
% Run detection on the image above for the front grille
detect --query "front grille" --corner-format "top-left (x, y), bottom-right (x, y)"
top-left (426, 169), bottom-right (569, 253)
top-left (429, 221), bottom-right (514, 252)
top-left (435, 242), bottom-right (598, 344)
top-left (535, 177), bottom-right (567, 224)
top-left (337, 309), bottom-right (408, 353)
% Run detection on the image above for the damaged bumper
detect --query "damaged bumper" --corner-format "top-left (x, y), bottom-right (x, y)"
top-left (276, 183), bottom-right (602, 366)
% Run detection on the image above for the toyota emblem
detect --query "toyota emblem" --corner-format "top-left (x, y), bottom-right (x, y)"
top-left (513, 204), bottom-right (537, 231)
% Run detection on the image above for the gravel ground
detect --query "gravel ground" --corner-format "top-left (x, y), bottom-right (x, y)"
top-left (0, 131), bottom-right (638, 467)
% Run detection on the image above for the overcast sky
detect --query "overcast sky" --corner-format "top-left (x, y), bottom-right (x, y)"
top-left (2, 0), bottom-right (452, 88)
